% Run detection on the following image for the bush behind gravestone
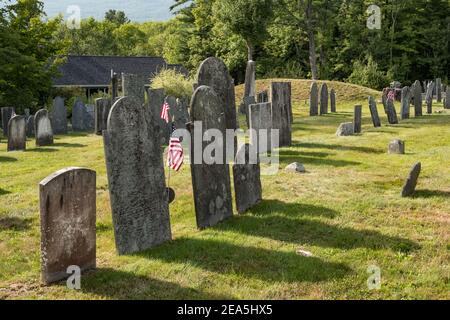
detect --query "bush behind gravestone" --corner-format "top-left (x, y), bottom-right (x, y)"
top-left (151, 68), bottom-right (194, 100)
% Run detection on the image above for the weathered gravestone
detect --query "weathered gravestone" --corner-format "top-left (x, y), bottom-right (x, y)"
top-left (330, 89), bottom-right (337, 113)
top-left (244, 60), bottom-right (256, 100)
top-left (122, 73), bottom-right (146, 106)
top-left (257, 90), bottom-right (269, 103)
top-left (189, 86), bottom-right (233, 229)
top-left (1, 107), bottom-right (14, 137)
top-left (270, 82), bottom-right (292, 147)
top-left (388, 139), bottom-right (405, 155)
top-left (445, 86), bottom-right (450, 109)
top-left (381, 89), bottom-right (388, 112)
top-left (401, 162), bottom-right (421, 197)
top-left (285, 162), bottom-right (306, 173)
top-left (353, 105), bottom-right (362, 133)
top-left (147, 88), bottom-right (169, 146)
top-left (436, 78), bottom-right (442, 102)
top-left (386, 99), bottom-right (399, 124)
top-left (85, 104), bottom-right (95, 131)
top-left (94, 98), bottom-right (112, 135)
top-left (51, 96), bottom-right (67, 134)
top-left (24, 108), bottom-right (30, 117)
top-left (103, 96), bottom-right (172, 255)
top-left (72, 100), bottom-right (88, 132)
top-left (173, 98), bottom-right (190, 132)
top-left (233, 144), bottom-right (262, 214)
top-left (249, 102), bottom-right (272, 154)
top-left (413, 80), bottom-right (423, 117)
top-left (368, 96), bottom-right (381, 127)
top-left (425, 81), bottom-right (435, 114)
top-left (336, 122), bottom-right (354, 136)
top-left (26, 116), bottom-right (34, 138)
top-left (7, 115), bottom-right (26, 151)
top-left (309, 82), bottom-right (319, 116)
top-left (34, 109), bottom-right (53, 146)
top-left (400, 86), bottom-right (411, 120)
top-left (319, 83), bottom-right (329, 115)
top-left (111, 70), bottom-right (119, 101)
top-left (39, 167), bottom-right (96, 284)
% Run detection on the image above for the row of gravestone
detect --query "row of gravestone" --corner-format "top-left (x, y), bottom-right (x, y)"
top-left (309, 82), bottom-right (337, 116)
top-left (38, 57), bottom-right (268, 284)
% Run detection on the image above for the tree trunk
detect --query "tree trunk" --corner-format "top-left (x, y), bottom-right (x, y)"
top-left (305, 0), bottom-right (319, 80)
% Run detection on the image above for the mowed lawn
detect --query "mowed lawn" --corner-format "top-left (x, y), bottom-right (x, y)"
top-left (0, 83), bottom-right (449, 299)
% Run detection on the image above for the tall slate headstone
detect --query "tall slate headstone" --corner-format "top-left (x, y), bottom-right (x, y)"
top-left (436, 78), bottom-right (442, 102)
top-left (249, 102), bottom-right (272, 154)
top-left (51, 96), bottom-right (67, 134)
top-left (244, 60), bottom-right (256, 99)
top-left (111, 70), bottom-right (119, 101)
top-left (84, 104), bottom-right (95, 131)
top-left (330, 89), bottom-right (337, 113)
top-left (309, 82), bottom-right (319, 116)
top-left (103, 96), bottom-right (171, 255)
top-left (1, 107), bottom-right (14, 137)
top-left (400, 86), bottom-right (411, 120)
top-left (39, 167), bottom-right (96, 284)
top-left (413, 80), bottom-right (423, 117)
top-left (189, 86), bottom-right (233, 229)
top-left (233, 144), bottom-right (262, 214)
top-left (147, 88), bottom-right (169, 146)
top-left (270, 82), bottom-right (292, 147)
top-left (445, 86), bottom-right (450, 109)
top-left (72, 100), bottom-right (87, 132)
top-left (386, 98), bottom-right (399, 124)
top-left (319, 83), bottom-right (329, 115)
top-left (353, 105), bottom-right (362, 133)
top-left (368, 96), bottom-right (381, 127)
top-left (35, 109), bottom-right (53, 146)
top-left (94, 98), bottom-right (112, 135)
top-left (401, 162), bottom-right (421, 197)
top-left (173, 98), bottom-right (190, 132)
top-left (122, 73), bottom-right (146, 106)
top-left (7, 115), bottom-right (26, 152)
top-left (26, 116), bottom-right (34, 138)
top-left (425, 81), bottom-right (435, 114)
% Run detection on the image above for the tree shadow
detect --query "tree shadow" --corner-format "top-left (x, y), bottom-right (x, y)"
top-left (412, 189), bottom-right (450, 199)
top-left (294, 142), bottom-right (384, 154)
top-left (250, 200), bottom-right (338, 219)
top-left (0, 156), bottom-right (17, 163)
top-left (74, 268), bottom-right (231, 300)
top-left (138, 238), bottom-right (351, 284)
top-left (0, 216), bottom-right (33, 232)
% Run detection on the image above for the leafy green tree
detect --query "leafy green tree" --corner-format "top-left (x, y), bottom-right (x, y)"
top-left (105, 9), bottom-right (130, 25)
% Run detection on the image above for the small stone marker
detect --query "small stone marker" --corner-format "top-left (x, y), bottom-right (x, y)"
top-left (51, 96), bottom-right (67, 134)
top-left (388, 139), bottom-right (405, 154)
top-left (26, 116), bottom-right (34, 138)
top-left (103, 96), bottom-right (172, 255)
top-left (413, 80), bottom-right (423, 117)
top-left (40, 167), bottom-right (96, 284)
top-left (249, 102), bottom-right (272, 154)
top-left (94, 98), bottom-right (112, 135)
top-left (319, 83), bottom-right (329, 115)
top-left (353, 105), bottom-right (362, 133)
top-left (330, 89), bottom-right (336, 113)
top-left (401, 162), bottom-right (421, 197)
top-left (122, 73), bottom-right (146, 106)
top-left (309, 82), bottom-right (319, 116)
top-left (386, 99), bottom-right (399, 124)
top-left (336, 122), bottom-right (354, 136)
top-left (233, 144), bottom-right (262, 214)
top-left (35, 109), bottom-right (53, 146)
top-left (368, 96), bottom-right (381, 127)
top-left (285, 162), bottom-right (306, 173)
top-left (270, 82), bottom-right (292, 147)
top-left (7, 115), bottom-right (26, 151)
top-left (1, 107), bottom-right (14, 137)
top-left (425, 81), bottom-right (435, 114)
top-left (436, 78), bottom-right (442, 102)
top-left (189, 86), bottom-right (233, 229)
top-left (400, 86), bottom-right (411, 120)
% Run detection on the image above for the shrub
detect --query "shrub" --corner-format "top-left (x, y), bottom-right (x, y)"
top-left (347, 55), bottom-right (391, 90)
top-left (151, 68), bottom-right (194, 100)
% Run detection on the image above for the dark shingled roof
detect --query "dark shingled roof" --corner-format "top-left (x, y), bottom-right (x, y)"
top-left (53, 55), bottom-right (188, 87)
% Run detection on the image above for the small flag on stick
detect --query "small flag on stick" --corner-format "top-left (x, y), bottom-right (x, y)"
top-left (168, 123), bottom-right (184, 171)
top-left (160, 101), bottom-right (170, 123)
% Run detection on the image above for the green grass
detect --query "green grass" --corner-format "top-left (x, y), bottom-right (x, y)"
top-left (0, 82), bottom-right (449, 299)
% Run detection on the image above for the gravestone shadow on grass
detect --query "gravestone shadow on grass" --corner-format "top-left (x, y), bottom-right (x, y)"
top-left (0, 156), bottom-right (17, 163)
top-left (0, 188), bottom-right (11, 196)
top-left (0, 216), bottom-right (33, 231)
top-left (294, 142), bottom-right (384, 154)
top-left (412, 189), bottom-right (450, 199)
top-left (279, 150), bottom-right (361, 168)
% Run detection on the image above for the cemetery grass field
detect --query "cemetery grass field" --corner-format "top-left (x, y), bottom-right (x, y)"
top-left (1, 80), bottom-right (449, 300)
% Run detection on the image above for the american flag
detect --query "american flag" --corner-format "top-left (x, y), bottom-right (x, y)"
top-left (160, 101), bottom-right (170, 123)
top-left (167, 123), bottom-right (184, 171)
top-left (387, 90), bottom-right (395, 101)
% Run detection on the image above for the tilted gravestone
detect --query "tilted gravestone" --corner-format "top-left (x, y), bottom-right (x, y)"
top-left (39, 167), bottom-right (96, 284)
top-left (353, 105), bottom-right (362, 133)
top-left (233, 144), bottom-right (262, 214)
top-left (26, 116), bottom-right (34, 138)
top-left (319, 83), bottom-right (329, 115)
top-left (103, 96), bottom-right (171, 255)
top-left (94, 98), bottom-right (112, 135)
top-left (189, 86), bottom-right (233, 229)
top-left (425, 81), bottom-right (435, 114)
top-left (257, 90), bottom-right (269, 103)
top-left (413, 80), bottom-right (423, 117)
top-left (330, 89), bottom-right (337, 113)
top-left (309, 82), bottom-right (319, 116)
top-left (147, 88), bottom-right (169, 146)
top-left (1, 107), bottom-right (14, 137)
top-left (249, 102), bottom-right (272, 154)
top-left (444, 86), bottom-right (450, 109)
top-left (401, 162), bottom-right (421, 197)
top-left (381, 89), bottom-right (388, 112)
top-left (34, 109), bottom-right (53, 146)
top-left (400, 86), bottom-right (411, 120)
top-left (436, 78), bottom-right (442, 102)
top-left (386, 99), bottom-right (399, 124)
top-left (122, 73), bottom-right (146, 106)
top-left (7, 115), bottom-right (26, 151)
top-left (244, 60), bottom-right (256, 99)
top-left (368, 96), bottom-right (381, 127)
top-left (270, 82), bottom-right (292, 147)
top-left (72, 100), bottom-right (88, 132)
top-left (51, 96), bottom-right (67, 134)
